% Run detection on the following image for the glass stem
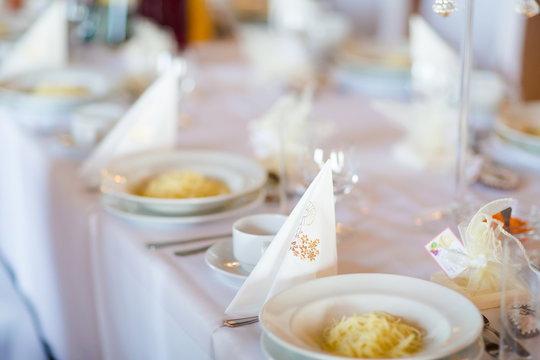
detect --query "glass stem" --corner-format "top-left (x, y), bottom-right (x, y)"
top-left (278, 111), bottom-right (288, 215)
top-left (455, 0), bottom-right (474, 205)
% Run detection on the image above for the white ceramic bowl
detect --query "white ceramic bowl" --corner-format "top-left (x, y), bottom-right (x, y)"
top-left (0, 67), bottom-right (111, 115)
top-left (100, 149), bottom-right (267, 216)
top-left (260, 273), bottom-right (483, 360)
top-left (495, 102), bottom-right (540, 155)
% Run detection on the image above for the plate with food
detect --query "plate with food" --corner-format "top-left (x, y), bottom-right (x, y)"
top-left (100, 149), bottom-right (267, 216)
top-left (0, 67), bottom-right (111, 115)
top-left (260, 273), bottom-right (482, 360)
top-left (494, 101), bottom-right (540, 155)
top-left (260, 329), bottom-right (483, 360)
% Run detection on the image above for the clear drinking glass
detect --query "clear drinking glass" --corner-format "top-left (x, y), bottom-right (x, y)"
top-left (500, 224), bottom-right (540, 359)
top-left (299, 141), bottom-right (360, 201)
top-left (298, 137), bottom-right (364, 240)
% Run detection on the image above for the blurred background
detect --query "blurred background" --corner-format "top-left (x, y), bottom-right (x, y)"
top-left (2, 0), bottom-right (537, 100)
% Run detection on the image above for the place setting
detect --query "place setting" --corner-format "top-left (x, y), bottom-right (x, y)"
top-left (61, 51), bottom-right (271, 227)
top-left (212, 165), bottom-right (540, 360)
top-left (0, 1), bottom-right (115, 131)
top-left (211, 160), bottom-right (506, 360)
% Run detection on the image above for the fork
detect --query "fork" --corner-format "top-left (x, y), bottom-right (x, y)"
top-left (174, 244), bottom-right (213, 257)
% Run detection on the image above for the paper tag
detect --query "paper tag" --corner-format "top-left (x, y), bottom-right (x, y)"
top-left (425, 228), bottom-right (468, 278)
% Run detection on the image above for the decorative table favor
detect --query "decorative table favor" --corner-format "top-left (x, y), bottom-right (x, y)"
top-left (428, 198), bottom-right (533, 309)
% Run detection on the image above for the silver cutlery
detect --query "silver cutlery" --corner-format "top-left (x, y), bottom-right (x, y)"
top-left (222, 316), bottom-right (259, 328)
top-left (483, 314), bottom-right (531, 358)
top-left (146, 233), bottom-right (231, 250)
top-left (174, 244), bottom-right (213, 257)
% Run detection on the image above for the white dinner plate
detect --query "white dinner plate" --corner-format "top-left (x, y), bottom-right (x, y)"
top-left (102, 189), bottom-right (265, 225)
top-left (494, 102), bottom-right (540, 155)
top-left (205, 238), bottom-right (251, 280)
top-left (0, 67), bottom-right (111, 116)
top-left (101, 149), bottom-right (267, 216)
top-left (260, 273), bottom-right (483, 360)
top-left (260, 331), bottom-right (484, 360)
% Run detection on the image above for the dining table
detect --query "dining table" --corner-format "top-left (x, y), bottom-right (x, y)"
top-left (1, 39), bottom-right (539, 360)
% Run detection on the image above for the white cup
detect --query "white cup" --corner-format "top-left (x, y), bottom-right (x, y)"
top-left (70, 102), bottom-right (126, 148)
top-left (232, 214), bottom-right (287, 270)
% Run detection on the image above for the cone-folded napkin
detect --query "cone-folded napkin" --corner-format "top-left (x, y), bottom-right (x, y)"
top-left (0, 1), bottom-right (67, 80)
top-left (225, 160), bottom-right (337, 317)
top-left (79, 67), bottom-right (180, 187)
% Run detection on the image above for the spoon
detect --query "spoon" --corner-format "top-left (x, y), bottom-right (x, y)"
top-left (222, 316), bottom-right (259, 328)
top-left (483, 315), bottom-right (531, 358)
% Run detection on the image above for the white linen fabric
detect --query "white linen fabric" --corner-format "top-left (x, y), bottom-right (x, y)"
top-left (226, 160), bottom-right (337, 317)
top-left (79, 66), bottom-right (180, 187)
top-left (0, 108), bottom-right (101, 360)
top-left (0, 0), bottom-right (67, 80)
top-left (0, 257), bottom-right (47, 360)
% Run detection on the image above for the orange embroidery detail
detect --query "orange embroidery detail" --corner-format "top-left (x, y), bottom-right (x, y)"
top-left (289, 230), bottom-right (320, 261)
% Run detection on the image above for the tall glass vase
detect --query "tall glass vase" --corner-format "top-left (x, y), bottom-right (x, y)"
top-left (414, 0), bottom-right (477, 229)
top-left (452, 0), bottom-right (475, 224)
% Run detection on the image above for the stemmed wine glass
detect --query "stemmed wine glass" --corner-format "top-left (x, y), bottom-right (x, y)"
top-left (298, 136), bottom-right (364, 240)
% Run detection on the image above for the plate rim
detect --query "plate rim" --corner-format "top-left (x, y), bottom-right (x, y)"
top-left (260, 330), bottom-right (484, 360)
top-left (260, 273), bottom-right (483, 360)
top-left (102, 188), bottom-right (266, 225)
top-left (495, 105), bottom-right (540, 152)
top-left (205, 238), bottom-right (251, 280)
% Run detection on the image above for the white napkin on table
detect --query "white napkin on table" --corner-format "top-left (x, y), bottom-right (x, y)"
top-left (249, 85), bottom-right (314, 173)
top-left (79, 66), bottom-right (180, 187)
top-left (225, 160), bottom-right (337, 317)
top-left (409, 15), bottom-right (459, 101)
top-left (0, 0), bottom-right (67, 81)
top-left (238, 25), bottom-right (315, 86)
top-left (372, 99), bottom-right (458, 171)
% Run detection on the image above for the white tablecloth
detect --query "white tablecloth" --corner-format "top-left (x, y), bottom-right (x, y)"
top-left (1, 42), bottom-right (539, 360)
top-left (0, 109), bottom-right (102, 360)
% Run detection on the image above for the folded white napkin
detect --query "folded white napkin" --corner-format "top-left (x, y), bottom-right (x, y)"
top-left (409, 15), bottom-right (459, 101)
top-left (249, 85), bottom-right (334, 189)
top-left (0, 0), bottom-right (67, 81)
top-left (79, 66), bottom-right (180, 187)
top-left (225, 160), bottom-right (337, 317)
top-left (372, 99), bottom-right (458, 171)
top-left (117, 17), bottom-right (178, 94)
top-left (249, 85), bottom-right (313, 172)
top-left (238, 25), bottom-right (314, 85)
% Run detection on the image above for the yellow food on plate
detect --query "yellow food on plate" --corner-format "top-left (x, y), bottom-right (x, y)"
top-left (32, 84), bottom-right (89, 97)
top-left (321, 311), bottom-right (423, 359)
top-left (135, 170), bottom-right (230, 199)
